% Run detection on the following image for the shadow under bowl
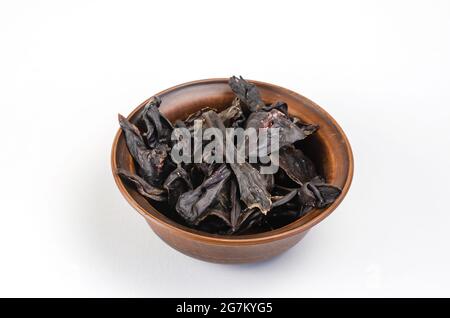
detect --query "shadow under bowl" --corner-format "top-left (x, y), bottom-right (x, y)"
top-left (111, 78), bottom-right (354, 263)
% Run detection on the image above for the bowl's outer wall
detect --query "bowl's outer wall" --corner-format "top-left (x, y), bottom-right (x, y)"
top-left (148, 220), bottom-right (309, 263)
top-left (112, 79), bottom-right (354, 263)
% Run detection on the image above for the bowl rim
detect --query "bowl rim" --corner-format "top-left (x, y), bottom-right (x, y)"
top-left (111, 78), bottom-right (354, 245)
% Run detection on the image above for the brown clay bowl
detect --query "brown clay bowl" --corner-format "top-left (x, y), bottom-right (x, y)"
top-left (111, 78), bottom-right (353, 263)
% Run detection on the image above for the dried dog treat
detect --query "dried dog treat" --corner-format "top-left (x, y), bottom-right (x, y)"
top-left (116, 76), bottom-right (341, 235)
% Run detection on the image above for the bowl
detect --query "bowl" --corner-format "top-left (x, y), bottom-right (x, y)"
top-left (111, 78), bottom-right (353, 263)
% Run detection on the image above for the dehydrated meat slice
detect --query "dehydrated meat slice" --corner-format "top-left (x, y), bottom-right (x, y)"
top-left (140, 96), bottom-right (173, 147)
top-left (116, 169), bottom-right (166, 201)
top-left (228, 76), bottom-right (265, 112)
top-left (176, 164), bottom-right (231, 225)
top-left (278, 146), bottom-right (317, 185)
top-left (163, 166), bottom-right (193, 207)
top-left (118, 114), bottom-right (171, 186)
top-left (230, 162), bottom-right (272, 214)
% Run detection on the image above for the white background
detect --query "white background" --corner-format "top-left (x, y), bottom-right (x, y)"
top-left (1, 0), bottom-right (449, 297)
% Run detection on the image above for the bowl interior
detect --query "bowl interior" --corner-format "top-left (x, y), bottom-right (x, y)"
top-left (112, 79), bottom-right (353, 240)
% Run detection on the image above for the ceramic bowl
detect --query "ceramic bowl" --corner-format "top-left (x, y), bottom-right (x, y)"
top-left (111, 78), bottom-right (353, 263)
